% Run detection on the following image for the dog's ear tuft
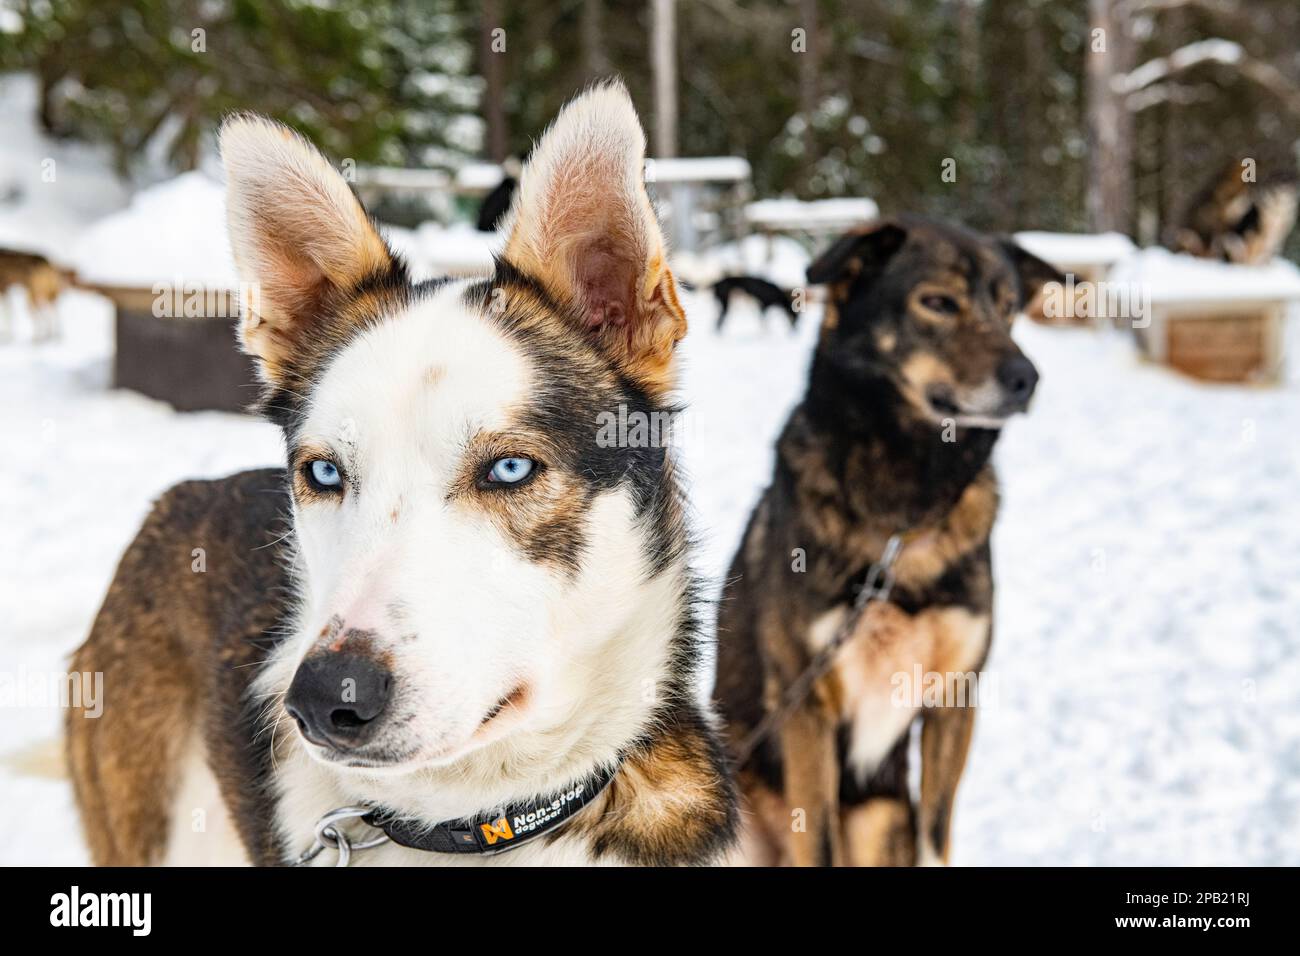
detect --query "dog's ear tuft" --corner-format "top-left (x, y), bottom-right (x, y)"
top-left (502, 81), bottom-right (685, 399)
top-left (998, 239), bottom-right (1067, 310)
top-left (806, 220), bottom-right (908, 286)
top-left (220, 113), bottom-right (394, 382)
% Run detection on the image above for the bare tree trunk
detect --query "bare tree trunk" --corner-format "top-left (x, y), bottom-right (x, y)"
top-left (1020, 5), bottom-right (1050, 227)
top-left (480, 0), bottom-right (508, 162)
top-left (955, 0), bottom-right (980, 143)
top-left (582, 0), bottom-right (610, 80)
top-left (797, 0), bottom-right (821, 165)
top-left (651, 0), bottom-right (677, 158)
top-left (1086, 0), bottom-right (1135, 233)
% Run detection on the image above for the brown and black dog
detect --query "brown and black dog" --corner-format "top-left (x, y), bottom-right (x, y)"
top-left (1170, 157), bottom-right (1298, 264)
top-left (714, 216), bottom-right (1062, 867)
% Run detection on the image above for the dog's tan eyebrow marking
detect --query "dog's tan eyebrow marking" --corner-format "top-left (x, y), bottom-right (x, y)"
top-left (290, 440), bottom-right (352, 501)
top-left (445, 426), bottom-right (550, 500)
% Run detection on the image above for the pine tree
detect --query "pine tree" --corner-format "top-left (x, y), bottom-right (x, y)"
top-left (0, 0), bottom-right (479, 174)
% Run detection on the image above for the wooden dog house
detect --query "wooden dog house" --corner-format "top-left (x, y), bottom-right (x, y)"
top-left (70, 172), bottom-right (258, 412)
top-left (1013, 231), bottom-right (1137, 325)
top-left (1111, 249), bottom-right (1300, 384)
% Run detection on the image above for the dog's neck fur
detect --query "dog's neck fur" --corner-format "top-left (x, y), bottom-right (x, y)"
top-left (801, 352), bottom-right (999, 532)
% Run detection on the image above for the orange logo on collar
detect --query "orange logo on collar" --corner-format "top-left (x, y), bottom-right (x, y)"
top-left (480, 817), bottom-right (514, 845)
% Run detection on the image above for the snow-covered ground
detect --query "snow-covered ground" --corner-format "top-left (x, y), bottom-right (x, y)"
top-left (2, 283), bottom-right (1299, 865)
top-left (1, 69), bottom-right (1297, 866)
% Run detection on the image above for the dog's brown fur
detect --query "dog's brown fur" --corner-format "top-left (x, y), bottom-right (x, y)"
top-left (1170, 158), bottom-right (1298, 264)
top-left (66, 470), bottom-right (290, 865)
top-left (714, 216), bottom-right (1061, 866)
top-left (0, 248), bottom-right (63, 340)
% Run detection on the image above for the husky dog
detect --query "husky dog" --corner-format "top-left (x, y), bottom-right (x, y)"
top-left (67, 83), bottom-right (736, 866)
top-left (714, 216), bottom-right (1061, 867)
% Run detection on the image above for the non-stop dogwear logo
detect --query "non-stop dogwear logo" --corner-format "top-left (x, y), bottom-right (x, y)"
top-left (480, 817), bottom-right (515, 845)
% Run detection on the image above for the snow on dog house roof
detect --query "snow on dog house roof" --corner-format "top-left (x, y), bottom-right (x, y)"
top-left (68, 171), bottom-right (501, 294)
top-left (1013, 231), bottom-right (1137, 274)
top-left (646, 156), bottom-right (751, 184)
top-left (71, 171), bottom-right (239, 291)
top-left (369, 221), bottom-right (499, 280)
top-left (454, 162), bottom-right (507, 194)
top-left (745, 197), bottom-right (880, 229)
top-left (1109, 247), bottom-right (1300, 305)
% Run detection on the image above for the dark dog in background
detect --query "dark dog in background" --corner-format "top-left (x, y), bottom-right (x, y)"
top-left (475, 151), bottom-right (528, 232)
top-left (712, 275), bottom-right (798, 332)
top-left (714, 216), bottom-right (1062, 866)
top-left (1170, 157), bottom-right (1298, 264)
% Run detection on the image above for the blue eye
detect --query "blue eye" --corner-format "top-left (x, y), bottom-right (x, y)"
top-left (308, 459), bottom-right (342, 489)
top-left (486, 457), bottom-right (535, 484)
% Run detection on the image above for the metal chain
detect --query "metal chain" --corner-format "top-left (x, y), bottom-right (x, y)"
top-left (731, 533), bottom-right (905, 770)
top-left (290, 805), bottom-right (390, 867)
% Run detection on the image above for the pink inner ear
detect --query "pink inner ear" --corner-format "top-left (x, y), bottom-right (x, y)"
top-left (576, 247), bottom-right (637, 329)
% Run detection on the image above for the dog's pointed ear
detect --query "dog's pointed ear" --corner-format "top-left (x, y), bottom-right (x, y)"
top-left (998, 239), bottom-right (1067, 309)
top-left (502, 81), bottom-right (686, 398)
top-left (220, 114), bottom-right (395, 382)
top-left (806, 219), bottom-right (908, 285)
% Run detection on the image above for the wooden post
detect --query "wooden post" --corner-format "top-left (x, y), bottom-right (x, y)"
top-left (582, 0), bottom-right (610, 80)
top-left (797, 0), bottom-right (821, 166)
top-left (480, 0), bottom-right (508, 163)
top-left (651, 0), bottom-right (677, 159)
top-left (1085, 0), bottom-right (1134, 233)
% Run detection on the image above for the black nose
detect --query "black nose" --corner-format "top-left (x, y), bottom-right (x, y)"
top-left (285, 652), bottom-right (392, 750)
top-left (996, 354), bottom-right (1039, 405)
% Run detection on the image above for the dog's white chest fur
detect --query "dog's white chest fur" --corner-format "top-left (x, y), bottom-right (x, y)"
top-left (810, 602), bottom-right (990, 783)
top-left (162, 735), bottom-right (251, 866)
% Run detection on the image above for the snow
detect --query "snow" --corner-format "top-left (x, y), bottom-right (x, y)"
top-left (352, 166), bottom-right (452, 192)
top-left (673, 233), bottom-right (813, 290)
top-left (0, 75), bottom-right (133, 265)
top-left (406, 221), bottom-right (499, 277)
top-left (61, 169), bottom-right (497, 289)
top-left (1119, 39), bottom-right (1246, 95)
top-left (1014, 231), bottom-right (1138, 271)
top-left (745, 197), bottom-right (879, 229)
top-left (4, 266), bottom-right (1300, 865)
top-left (0, 292), bottom-right (284, 865)
top-left (1109, 247), bottom-right (1300, 304)
top-left (65, 172), bottom-right (502, 291)
top-left (2, 68), bottom-right (1298, 864)
top-left (646, 156), bottom-right (751, 184)
top-left (69, 171), bottom-right (238, 289)
top-left (454, 161), bottom-right (506, 193)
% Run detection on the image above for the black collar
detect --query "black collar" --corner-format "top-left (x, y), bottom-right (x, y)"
top-left (363, 762), bottom-right (619, 856)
